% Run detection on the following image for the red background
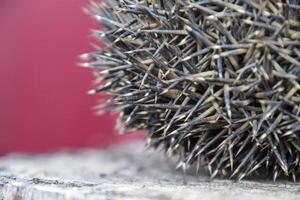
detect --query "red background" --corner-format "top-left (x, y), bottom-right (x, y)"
top-left (0, 0), bottom-right (138, 154)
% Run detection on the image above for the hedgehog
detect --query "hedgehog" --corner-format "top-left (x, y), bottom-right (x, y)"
top-left (80, 0), bottom-right (300, 181)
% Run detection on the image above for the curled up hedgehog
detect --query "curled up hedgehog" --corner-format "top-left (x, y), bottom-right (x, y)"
top-left (80, 0), bottom-right (300, 181)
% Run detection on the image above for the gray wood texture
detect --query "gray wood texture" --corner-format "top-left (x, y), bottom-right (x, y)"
top-left (0, 142), bottom-right (300, 200)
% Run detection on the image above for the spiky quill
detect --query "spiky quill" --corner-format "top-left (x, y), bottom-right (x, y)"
top-left (81, 0), bottom-right (300, 181)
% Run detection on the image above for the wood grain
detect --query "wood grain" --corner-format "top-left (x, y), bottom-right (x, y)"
top-left (0, 142), bottom-right (299, 200)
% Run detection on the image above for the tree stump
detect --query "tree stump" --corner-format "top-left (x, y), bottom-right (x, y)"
top-left (0, 142), bottom-right (300, 200)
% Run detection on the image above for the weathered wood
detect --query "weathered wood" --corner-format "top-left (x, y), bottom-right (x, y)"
top-left (0, 142), bottom-right (300, 200)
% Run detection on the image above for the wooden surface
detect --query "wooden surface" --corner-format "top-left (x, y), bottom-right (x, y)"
top-left (0, 142), bottom-right (300, 200)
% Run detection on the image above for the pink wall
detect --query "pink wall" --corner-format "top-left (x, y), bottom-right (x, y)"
top-left (0, 0), bottom-right (139, 154)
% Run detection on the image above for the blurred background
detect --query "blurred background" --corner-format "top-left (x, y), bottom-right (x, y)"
top-left (0, 0), bottom-right (139, 155)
